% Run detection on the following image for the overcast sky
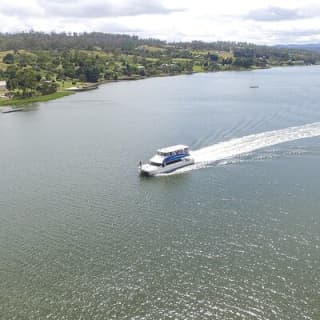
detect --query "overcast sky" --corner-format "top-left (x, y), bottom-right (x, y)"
top-left (1, 0), bottom-right (320, 45)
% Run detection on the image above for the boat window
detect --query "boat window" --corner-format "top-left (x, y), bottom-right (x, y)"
top-left (150, 161), bottom-right (162, 166)
top-left (166, 158), bottom-right (182, 165)
top-left (157, 148), bottom-right (189, 156)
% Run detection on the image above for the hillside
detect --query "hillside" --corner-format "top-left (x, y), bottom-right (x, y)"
top-left (1, 32), bottom-right (320, 105)
top-left (276, 43), bottom-right (320, 53)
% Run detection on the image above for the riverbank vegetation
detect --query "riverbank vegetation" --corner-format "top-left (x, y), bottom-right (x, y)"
top-left (1, 32), bottom-right (320, 105)
top-left (0, 91), bottom-right (73, 106)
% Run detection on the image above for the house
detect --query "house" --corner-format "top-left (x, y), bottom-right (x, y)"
top-left (0, 80), bottom-right (6, 90)
top-left (287, 60), bottom-right (305, 66)
top-left (292, 60), bottom-right (305, 65)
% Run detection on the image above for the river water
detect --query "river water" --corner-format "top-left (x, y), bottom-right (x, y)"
top-left (1, 66), bottom-right (319, 319)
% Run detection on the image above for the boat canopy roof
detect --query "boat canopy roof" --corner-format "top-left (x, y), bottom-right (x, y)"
top-left (157, 144), bottom-right (189, 154)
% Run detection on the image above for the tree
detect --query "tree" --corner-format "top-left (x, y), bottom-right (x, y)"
top-left (233, 57), bottom-right (254, 68)
top-left (4, 65), bottom-right (18, 79)
top-left (84, 65), bottom-right (100, 82)
top-left (222, 57), bottom-right (233, 65)
top-left (6, 78), bottom-right (18, 91)
top-left (63, 63), bottom-right (76, 78)
top-left (104, 70), bottom-right (113, 80)
top-left (208, 53), bottom-right (219, 62)
top-left (37, 81), bottom-right (58, 95)
top-left (3, 53), bottom-right (15, 64)
top-left (16, 68), bottom-right (40, 97)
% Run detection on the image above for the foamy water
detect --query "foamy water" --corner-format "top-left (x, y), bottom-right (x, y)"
top-left (173, 122), bottom-right (320, 174)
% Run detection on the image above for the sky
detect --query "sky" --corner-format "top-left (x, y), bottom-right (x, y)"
top-left (1, 0), bottom-right (320, 45)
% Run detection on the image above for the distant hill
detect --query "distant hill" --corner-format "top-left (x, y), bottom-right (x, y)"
top-left (276, 44), bottom-right (320, 53)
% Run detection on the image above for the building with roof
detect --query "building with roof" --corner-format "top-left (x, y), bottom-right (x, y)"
top-left (0, 81), bottom-right (7, 90)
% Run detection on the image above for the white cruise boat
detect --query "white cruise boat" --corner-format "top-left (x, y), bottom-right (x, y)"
top-left (139, 144), bottom-right (194, 176)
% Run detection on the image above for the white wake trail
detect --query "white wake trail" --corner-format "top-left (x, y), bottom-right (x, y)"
top-left (175, 122), bottom-right (320, 174)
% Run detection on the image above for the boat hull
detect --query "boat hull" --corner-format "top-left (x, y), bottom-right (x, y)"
top-left (139, 158), bottom-right (194, 176)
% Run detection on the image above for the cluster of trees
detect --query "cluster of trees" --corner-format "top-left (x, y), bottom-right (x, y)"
top-left (3, 65), bottom-right (58, 97)
top-left (0, 48), bottom-right (197, 93)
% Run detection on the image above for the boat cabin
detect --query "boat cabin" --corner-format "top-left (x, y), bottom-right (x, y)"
top-left (150, 145), bottom-right (191, 167)
top-left (156, 144), bottom-right (190, 157)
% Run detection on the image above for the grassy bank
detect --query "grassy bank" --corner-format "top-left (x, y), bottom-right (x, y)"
top-left (0, 91), bottom-right (74, 106)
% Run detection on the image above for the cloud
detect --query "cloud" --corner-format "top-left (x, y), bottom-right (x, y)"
top-left (246, 7), bottom-right (300, 22)
top-left (0, 0), bottom-right (184, 19)
top-left (0, 2), bottom-right (43, 17)
top-left (1, 0), bottom-right (320, 45)
top-left (91, 20), bottom-right (143, 34)
top-left (38, 0), bottom-right (183, 18)
top-left (246, 5), bottom-right (320, 22)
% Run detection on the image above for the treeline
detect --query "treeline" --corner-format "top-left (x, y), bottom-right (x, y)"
top-left (0, 32), bottom-right (164, 51)
top-left (0, 32), bottom-right (319, 59)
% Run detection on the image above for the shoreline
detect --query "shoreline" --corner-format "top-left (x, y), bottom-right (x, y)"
top-left (0, 64), bottom-right (316, 108)
top-left (0, 91), bottom-right (74, 107)
top-left (0, 72), bottom-right (195, 107)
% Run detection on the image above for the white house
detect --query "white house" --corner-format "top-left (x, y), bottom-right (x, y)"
top-left (0, 80), bottom-right (7, 90)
